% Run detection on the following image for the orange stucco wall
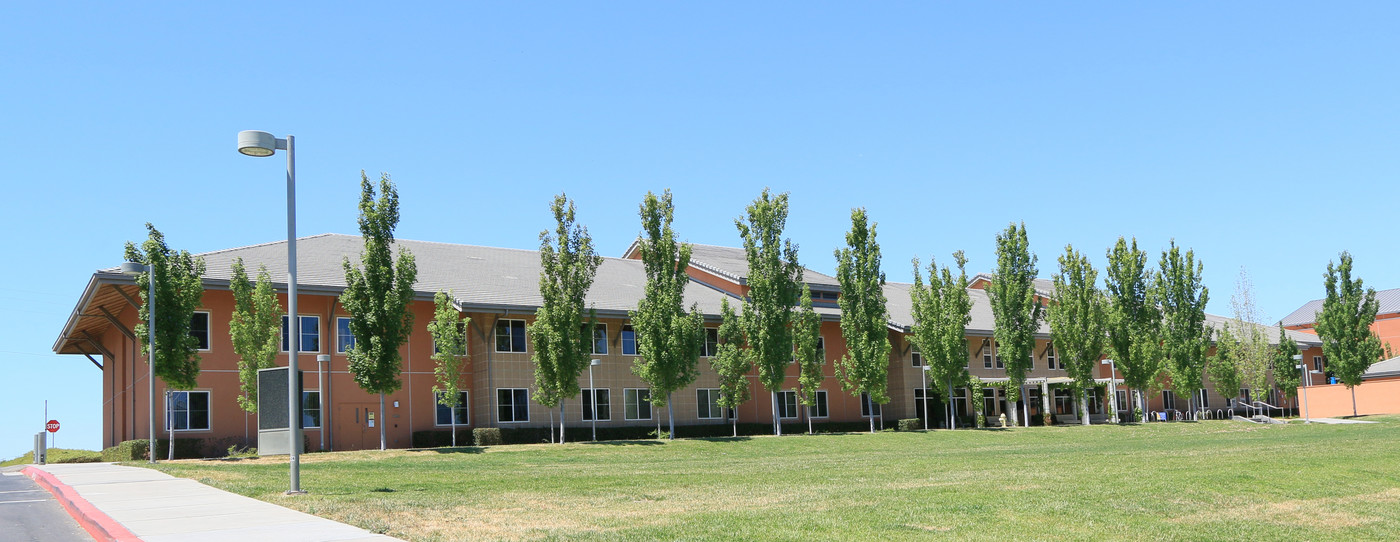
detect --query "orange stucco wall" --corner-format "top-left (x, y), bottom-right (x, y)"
top-left (1286, 313), bottom-right (1400, 356)
top-left (1298, 379), bottom-right (1400, 418)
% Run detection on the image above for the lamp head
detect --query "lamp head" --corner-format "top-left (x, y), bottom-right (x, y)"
top-left (237, 130), bottom-right (279, 157)
top-left (120, 261), bottom-right (147, 276)
top-left (921, 365), bottom-right (930, 372)
top-left (1292, 354), bottom-right (1304, 361)
top-left (316, 354), bottom-right (331, 363)
top-left (590, 359), bottom-right (601, 367)
top-left (1101, 359), bottom-right (1113, 365)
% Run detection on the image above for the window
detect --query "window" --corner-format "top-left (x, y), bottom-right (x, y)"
top-left (1046, 343), bottom-right (1057, 370)
top-left (301, 391), bottom-right (321, 429)
top-left (497, 388), bottom-right (529, 423)
top-left (982, 339), bottom-right (994, 369)
top-left (1199, 389), bottom-right (1209, 409)
top-left (984, 388), bottom-right (999, 415)
top-left (808, 390), bottom-right (829, 418)
top-left (1116, 390), bottom-right (1128, 412)
top-left (1053, 388), bottom-right (1074, 415)
top-left (1313, 356), bottom-right (1324, 373)
top-left (625, 388), bottom-right (652, 420)
top-left (701, 328), bottom-right (718, 357)
top-left (336, 317), bottom-right (356, 353)
top-left (1240, 388), bottom-right (1251, 405)
top-left (191, 312), bottom-right (210, 351)
top-left (435, 391), bottom-right (470, 426)
top-left (166, 391), bottom-right (210, 431)
top-left (591, 324), bottom-right (608, 355)
top-left (582, 388), bottom-right (611, 421)
top-left (1163, 390), bottom-right (1177, 411)
top-left (495, 320), bottom-right (527, 353)
top-left (860, 392), bottom-right (882, 417)
top-left (911, 345), bottom-right (923, 367)
top-left (952, 388), bottom-right (969, 419)
top-left (696, 389), bottom-right (722, 419)
top-left (777, 391), bottom-right (799, 419)
top-left (281, 315), bottom-right (320, 352)
top-left (995, 345), bottom-right (1003, 369)
top-left (914, 388), bottom-right (934, 419)
top-left (1025, 388), bottom-right (1041, 414)
top-left (621, 325), bottom-right (637, 355)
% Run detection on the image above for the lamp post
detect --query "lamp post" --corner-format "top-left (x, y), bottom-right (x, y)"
top-left (1293, 354), bottom-right (1311, 424)
top-left (1101, 358), bottom-right (1118, 423)
top-left (316, 354), bottom-right (330, 451)
top-left (589, 359), bottom-right (600, 441)
top-left (920, 365), bottom-right (931, 430)
top-left (120, 261), bottom-right (157, 463)
top-left (237, 130), bottom-right (304, 494)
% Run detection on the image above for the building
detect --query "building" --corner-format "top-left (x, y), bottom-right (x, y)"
top-left (55, 234), bottom-right (1326, 453)
top-left (1280, 287), bottom-right (1400, 366)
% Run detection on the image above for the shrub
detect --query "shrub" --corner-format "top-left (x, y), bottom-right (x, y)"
top-left (976, 414), bottom-right (986, 428)
top-left (473, 428), bottom-right (503, 446)
top-left (226, 445), bottom-right (258, 459)
top-left (897, 418), bottom-right (922, 432)
top-left (102, 439), bottom-right (150, 462)
top-left (1043, 412), bottom-right (1055, 426)
top-left (412, 429), bottom-right (473, 448)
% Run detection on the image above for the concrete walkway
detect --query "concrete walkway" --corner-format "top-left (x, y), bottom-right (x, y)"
top-left (23, 463), bottom-right (402, 542)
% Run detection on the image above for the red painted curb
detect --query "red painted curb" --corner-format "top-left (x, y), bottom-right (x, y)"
top-left (22, 466), bottom-right (142, 542)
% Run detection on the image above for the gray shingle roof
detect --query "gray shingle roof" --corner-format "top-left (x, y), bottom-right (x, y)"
top-left (687, 243), bottom-right (841, 290)
top-left (1280, 287), bottom-right (1400, 327)
top-left (1365, 355), bottom-right (1400, 380)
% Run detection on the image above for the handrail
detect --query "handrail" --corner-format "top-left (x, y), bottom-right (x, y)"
top-left (1251, 400), bottom-right (1285, 418)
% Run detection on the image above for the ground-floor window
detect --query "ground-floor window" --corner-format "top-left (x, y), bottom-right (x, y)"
top-left (1053, 388), bottom-right (1075, 415)
top-left (624, 388), bottom-right (652, 420)
top-left (983, 388), bottom-right (999, 415)
top-left (498, 388), bottom-right (529, 423)
top-left (1025, 388), bottom-right (1042, 416)
top-left (808, 390), bottom-right (828, 418)
top-left (951, 388), bottom-right (969, 419)
top-left (166, 391), bottom-right (210, 431)
top-left (583, 388), bottom-right (611, 421)
top-left (777, 390), bottom-right (799, 419)
top-left (914, 388), bottom-right (933, 419)
top-left (435, 390), bottom-right (470, 425)
top-left (1198, 389), bottom-right (1209, 409)
top-left (1163, 390), bottom-right (1177, 412)
top-left (696, 388), bottom-right (721, 420)
top-left (302, 391), bottom-right (321, 429)
top-left (861, 392), bottom-right (882, 417)
top-left (1116, 390), bottom-right (1128, 412)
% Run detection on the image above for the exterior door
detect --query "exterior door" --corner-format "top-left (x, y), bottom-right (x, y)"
top-left (335, 403), bottom-right (377, 451)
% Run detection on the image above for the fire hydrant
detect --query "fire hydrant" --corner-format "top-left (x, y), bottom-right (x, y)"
top-left (998, 413), bottom-right (1007, 427)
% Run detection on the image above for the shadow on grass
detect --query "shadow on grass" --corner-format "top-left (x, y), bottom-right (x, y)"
top-left (580, 440), bottom-right (666, 446)
top-left (413, 446), bottom-right (485, 455)
top-left (693, 436), bottom-right (754, 443)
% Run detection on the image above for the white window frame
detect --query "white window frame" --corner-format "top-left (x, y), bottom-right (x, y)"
top-left (1199, 388), bottom-right (1209, 409)
top-left (624, 388), bottom-right (652, 420)
top-left (434, 390), bottom-right (470, 426)
top-left (165, 390), bottom-right (211, 432)
top-left (591, 323), bottom-right (608, 355)
top-left (982, 339), bottom-right (994, 369)
top-left (911, 345), bottom-right (923, 367)
top-left (621, 325), bottom-right (638, 356)
top-left (808, 389), bottom-right (829, 418)
top-left (495, 319), bottom-right (528, 353)
top-left (281, 315), bottom-right (321, 353)
top-left (1163, 390), bottom-right (1177, 411)
top-left (191, 311), bottom-right (212, 352)
top-left (582, 388), bottom-right (611, 421)
top-left (1047, 343), bottom-right (1058, 370)
top-left (497, 388), bottom-right (530, 423)
top-left (984, 387), bottom-right (1000, 415)
top-left (696, 388), bottom-right (722, 419)
top-left (860, 392), bottom-right (882, 418)
top-left (302, 390), bottom-right (322, 429)
top-left (701, 328), bottom-right (719, 358)
top-left (1313, 356), bottom-right (1324, 373)
top-left (336, 316), bottom-right (356, 354)
top-left (777, 390), bottom-right (800, 419)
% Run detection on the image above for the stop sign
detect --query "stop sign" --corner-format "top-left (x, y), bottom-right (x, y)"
top-left (46, 420), bottom-right (59, 433)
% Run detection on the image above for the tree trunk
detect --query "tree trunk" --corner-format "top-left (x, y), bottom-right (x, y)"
top-left (379, 393), bottom-right (387, 450)
top-left (948, 381), bottom-right (956, 430)
top-left (1080, 389), bottom-right (1090, 426)
top-left (560, 403), bottom-right (566, 444)
top-left (548, 409), bottom-right (555, 444)
top-left (732, 413), bottom-right (738, 438)
top-left (1351, 386), bottom-right (1358, 417)
top-left (1006, 388), bottom-right (1019, 427)
top-left (451, 419), bottom-right (457, 447)
top-left (773, 391), bottom-right (783, 436)
top-left (667, 393), bottom-right (675, 440)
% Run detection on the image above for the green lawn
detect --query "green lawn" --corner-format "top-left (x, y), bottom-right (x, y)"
top-left (1, 448), bottom-right (102, 467)
top-left (148, 418), bottom-right (1400, 541)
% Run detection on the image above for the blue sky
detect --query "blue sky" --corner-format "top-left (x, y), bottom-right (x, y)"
top-left (3, 3), bottom-right (1397, 456)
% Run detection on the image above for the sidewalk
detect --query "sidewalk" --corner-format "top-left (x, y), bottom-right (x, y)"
top-left (23, 462), bottom-right (403, 542)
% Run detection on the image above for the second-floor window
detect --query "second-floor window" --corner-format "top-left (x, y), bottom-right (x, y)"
top-left (336, 317), bottom-right (355, 353)
top-left (191, 312), bottom-right (211, 351)
top-left (621, 325), bottom-right (637, 355)
top-left (592, 324), bottom-right (608, 355)
top-left (495, 319), bottom-right (527, 353)
top-left (281, 315), bottom-right (320, 352)
top-left (701, 328), bottom-right (718, 357)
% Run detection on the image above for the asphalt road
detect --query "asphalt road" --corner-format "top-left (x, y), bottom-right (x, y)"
top-left (0, 468), bottom-right (94, 542)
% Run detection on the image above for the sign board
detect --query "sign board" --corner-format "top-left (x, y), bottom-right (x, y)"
top-left (46, 420), bottom-right (60, 433)
top-left (256, 367), bottom-right (305, 455)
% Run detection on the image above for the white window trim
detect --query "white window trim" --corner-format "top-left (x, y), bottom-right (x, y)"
top-left (434, 390), bottom-right (471, 427)
top-left (192, 310), bottom-right (212, 352)
top-left (582, 388), bottom-right (611, 422)
top-left (624, 388), bottom-right (652, 420)
top-left (1313, 356), bottom-right (1324, 373)
top-left (701, 328), bottom-right (719, 358)
top-left (281, 314), bottom-right (322, 353)
top-left (302, 390), bottom-right (322, 429)
top-left (495, 319), bottom-right (528, 354)
top-left (336, 316), bottom-right (355, 354)
top-left (911, 345), bottom-right (922, 367)
top-left (592, 323), bottom-right (608, 355)
top-left (777, 390), bottom-right (800, 419)
top-left (860, 392), bottom-right (882, 418)
top-left (809, 390), bottom-right (829, 419)
top-left (497, 388), bottom-right (530, 423)
top-left (165, 390), bottom-right (212, 432)
top-left (620, 325), bottom-right (639, 357)
top-left (696, 388), bottom-right (722, 420)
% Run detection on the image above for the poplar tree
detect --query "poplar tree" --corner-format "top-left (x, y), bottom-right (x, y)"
top-left (427, 291), bottom-right (470, 447)
top-left (1158, 241), bottom-right (1211, 420)
top-left (1047, 245), bottom-right (1108, 426)
top-left (711, 298), bottom-right (751, 437)
top-left (1105, 237), bottom-right (1161, 422)
top-left (735, 189), bottom-right (803, 436)
top-left (794, 285), bottom-right (824, 435)
top-left (124, 223), bottom-right (206, 391)
top-left (1207, 325), bottom-right (1241, 410)
top-left (630, 190), bottom-right (705, 440)
top-left (1314, 251), bottom-right (1384, 417)
top-left (529, 193), bottom-right (603, 444)
top-left (341, 172), bottom-right (419, 450)
top-left (1230, 269), bottom-right (1273, 403)
top-left (909, 251), bottom-right (972, 429)
top-left (986, 222), bottom-right (1041, 427)
top-left (834, 208), bottom-right (891, 434)
top-left (1271, 327), bottom-right (1302, 409)
top-left (229, 258), bottom-right (282, 414)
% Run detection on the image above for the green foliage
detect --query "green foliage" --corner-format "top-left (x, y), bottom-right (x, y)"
top-left (1228, 269), bottom-right (1273, 400)
top-left (1315, 251), bottom-right (1384, 394)
top-left (711, 298), bottom-right (752, 412)
top-left (1271, 326), bottom-right (1302, 400)
top-left (2, 448), bottom-right (102, 467)
top-left (968, 374), bottom-right (985, 415)
top-left (229, 258), bottom-right (282, 413)
top-left (1048, 244), bottom-right (1108, 393)
top-left (735, 188), bottom-right (804, 395)
top-left (1158, 240), bottom-right (1211, 412)
top-left (1208, 325), bottom-right (1241, 403)
top-left (834, 208), bottom-right (892, 418)
top-left (897, 418), bottom-right (921, 432)
top-left (630, 190), bottom-right (705, 425)
top-left (795, 285), bottom-right (825, 407)
top-left (124, 223), bottom-right (206, 390)
top-left (909, 251), bottom-right (973, 406)
top-left (101, 439), bottom-right (149, 462)
top-left (1105, 237), bottom-right (1164, 419)
top-left (986, 222), bottom-right (1041, 425)
top-left (473, 427), bottom-right (504, 446)
top-left (529, 193), bottom-right (603, 410)
top-left (341, 172), bottom-right (419, 396)
top-left (427, 291), bottom-right (470, 412)
top-left (226, 445), bottom-right (258, 459)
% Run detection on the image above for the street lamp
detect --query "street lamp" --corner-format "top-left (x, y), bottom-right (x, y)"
top-left (1101, 358), bottom-right (1118, 423)
top-left (316, 354), bottom-right (330, 451)
top-left (589, 359), bottom-right (600, 441)
top-left (921, 365), bottom-right (931, 430)
top-left (237, 130), bottom-right (304, 495)
top-left (1293, 354), bottom-right (1311, 424)
top-left (120, 261), bottom-right (156, 464)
